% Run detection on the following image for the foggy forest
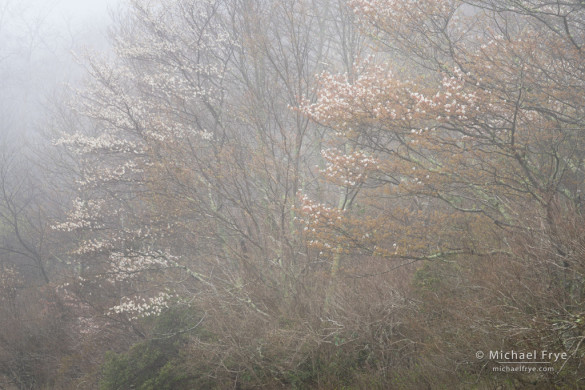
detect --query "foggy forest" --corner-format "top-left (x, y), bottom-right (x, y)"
top-left (1, 0), bottom-right (585, 388)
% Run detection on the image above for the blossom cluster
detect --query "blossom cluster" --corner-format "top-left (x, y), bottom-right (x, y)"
top-left (76, 160), bottom-right (142, 188)
top-left (300, 63), bottom-right (407, 126)
top-left (295, 191), bottom-right (344, 233)
top-left (109, 292), bottom-right (172, 320)
top-left (53, 132), bottom-right (140, 155)
top-left (428, 68), bottom-right (480, 123)
top-left (108, 250), bottom-right (175, 282)
top-left (51, 198), bottom-right (106, 231)
top-left (320, 148), bottom-right (379, 187)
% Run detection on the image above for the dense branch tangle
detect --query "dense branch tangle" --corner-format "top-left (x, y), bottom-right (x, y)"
top-left (297, 0), bottom-right (585, 266)
top-left (54, 0), bottom-right (362, 329)
top-left (47, 0), bottom-right (585, 387)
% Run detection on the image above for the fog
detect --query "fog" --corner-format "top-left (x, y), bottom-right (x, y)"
top-left (0, 0), bottom-right (121, 139)
top-left (1, 1), bottom-right (585, 388)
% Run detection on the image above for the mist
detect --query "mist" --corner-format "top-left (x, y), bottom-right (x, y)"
top-left (0, 0), bottom-right (120, 140)
top-left (1, 1), bottom-right (585, 389)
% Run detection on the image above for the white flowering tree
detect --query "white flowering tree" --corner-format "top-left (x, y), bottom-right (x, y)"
top-left (54, 0), bottom-right (365, 344)
top-left (52, 0), bottom-right (235, 327)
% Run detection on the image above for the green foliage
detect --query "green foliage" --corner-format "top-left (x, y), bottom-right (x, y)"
top-left (99, 340), bottom-right (192, 390)
top-left (99, 308), bottom-right (200, 390)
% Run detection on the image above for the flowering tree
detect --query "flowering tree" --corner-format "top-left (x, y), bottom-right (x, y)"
top-left (299, 0), bottom-right (585, 264)
top-left (54, 0), bottom-right (364, 354)
top-left (52, 0), bottom-right (228, 324)
top-left (40, 0), bottom-right (585, 387)
top-left (296, 0), bottom-right (585, 381)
